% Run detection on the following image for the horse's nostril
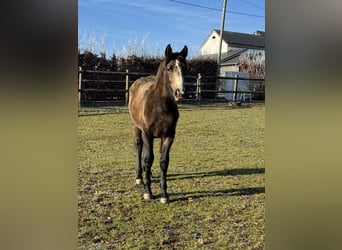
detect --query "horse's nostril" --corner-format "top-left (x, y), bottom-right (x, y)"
top-left (175, 89), bottom-right (184, 100)
top-left (175, 89), bottom-right (181, 97)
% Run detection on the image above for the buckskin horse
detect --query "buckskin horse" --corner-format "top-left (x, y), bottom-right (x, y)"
top-left (128, 44), bottom-right (188, 204)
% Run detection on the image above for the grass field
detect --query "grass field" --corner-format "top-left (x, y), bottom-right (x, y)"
top-left (78, 103), bottom-right (265, 249)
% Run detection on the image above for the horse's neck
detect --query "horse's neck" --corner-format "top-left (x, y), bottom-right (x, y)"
top-left (155, 61), bottom-right (167, 83)
top-left (154, 62), bottom-right (172, 98)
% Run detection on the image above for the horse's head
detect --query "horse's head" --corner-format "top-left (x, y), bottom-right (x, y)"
top-left (164, 44), bottom-right (188, 101)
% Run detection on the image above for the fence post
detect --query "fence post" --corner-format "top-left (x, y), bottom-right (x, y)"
top-left (197, 73), bottom-right (202, 103)
top-left (233, 75), bottom-right (239, 102)
top-left (78, 67), bottom-right (82, 107)
top-left (125, 69), bottom-right (129, 105)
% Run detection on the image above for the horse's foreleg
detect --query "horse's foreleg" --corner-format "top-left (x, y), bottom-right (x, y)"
top-left (133, 127), bottom-right (143, 185)
top-left (160, 136), bottom-right (174, 204)
top-left (141, 132), bottom-right (154, 200)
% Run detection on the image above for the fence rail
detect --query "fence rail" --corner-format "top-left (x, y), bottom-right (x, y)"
top-left (78, 68), bottom-right (265, 107)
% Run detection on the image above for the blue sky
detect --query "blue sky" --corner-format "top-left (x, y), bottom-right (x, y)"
top-left (78, 0), bottom-right (265, 57)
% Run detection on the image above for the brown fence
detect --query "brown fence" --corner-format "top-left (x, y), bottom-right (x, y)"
top-left (78, 68), bottom-right (265, 107)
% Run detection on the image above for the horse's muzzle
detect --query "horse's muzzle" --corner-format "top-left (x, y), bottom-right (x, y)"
top-left (175, 88), bottom-right (184, 101)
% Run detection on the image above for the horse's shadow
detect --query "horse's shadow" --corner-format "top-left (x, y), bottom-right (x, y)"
top-left (151, 167), bottom-right (265, 202)
top-left (167, 167), bottom-right (265, 181)
top-left (168, 186), bottom-right (265, 203)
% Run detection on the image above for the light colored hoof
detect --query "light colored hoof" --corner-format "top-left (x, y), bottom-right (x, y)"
top-left (143, 193), bottom-right (151, 200)
top-left (160, 197), bottom-right (169, 204)
top-left (135, 179), bottom-right (142, 185)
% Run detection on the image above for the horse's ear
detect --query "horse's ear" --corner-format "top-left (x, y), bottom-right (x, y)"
top-left (181, 45), bottom-right (188, 58)
top-left (165, 44), bottom-right (172, 58)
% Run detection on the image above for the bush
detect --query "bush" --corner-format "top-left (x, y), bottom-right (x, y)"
top-left (239, 58), bottom-right (265, 100)
top-left (78, 51), bottom-right (218, 75)
top-left (78, 51), bottom-right (265, 102)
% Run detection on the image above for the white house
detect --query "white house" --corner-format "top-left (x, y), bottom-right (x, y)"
top-left (200, 29), bottom-right (265, 56)
top-left (200, 30), bottom-right (265, 100)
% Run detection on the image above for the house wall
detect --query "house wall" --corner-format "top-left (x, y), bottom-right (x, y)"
top-left (220, 65), bottom-right (238, 76)
top-left (200, 37), bottom-right (257, 56)
top-left (200, 31), bottom-right (229, 55)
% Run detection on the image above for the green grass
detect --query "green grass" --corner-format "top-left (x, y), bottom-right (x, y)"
top-left (78, 103), bottom-right (265, 249)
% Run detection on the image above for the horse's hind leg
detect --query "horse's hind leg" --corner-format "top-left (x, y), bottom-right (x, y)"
top-left (159, 136), bottom-right (174, 204)
top-left (133, 127), bottom-right (143, 185)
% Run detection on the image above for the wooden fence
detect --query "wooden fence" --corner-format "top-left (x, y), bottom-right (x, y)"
top-left (78, 67), bottom-right (265, 107)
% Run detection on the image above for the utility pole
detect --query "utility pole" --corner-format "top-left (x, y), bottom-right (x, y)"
top-left (217, 0), bottom-right (227, 75)
top-left (216, 0), bottom-right (227, 98)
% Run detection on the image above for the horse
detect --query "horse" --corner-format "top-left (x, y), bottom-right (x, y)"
top-left (128, 44), bottom-right (188, 204)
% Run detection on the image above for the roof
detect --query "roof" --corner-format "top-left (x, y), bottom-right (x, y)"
top-left (199, 47), bottom-right (265, 65)
top-left (198, 48), bottom-right (248, 65)
top-left (220, 48), bottom-right (248, 65)
top-left (215, 29), bottom-right (265, 49)
top-left (201, 29), bottom-right (265, 50)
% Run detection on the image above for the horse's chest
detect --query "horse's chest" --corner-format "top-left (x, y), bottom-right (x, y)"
top-left (145, 109), bottom-right (178, 137)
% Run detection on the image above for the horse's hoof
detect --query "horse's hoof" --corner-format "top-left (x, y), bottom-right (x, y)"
top-left (143, 193), bottom-right (152, 200)
top-left (160, 197), bottom-right (169, 204)
top-left (135, 179), bottom-right (143, 185)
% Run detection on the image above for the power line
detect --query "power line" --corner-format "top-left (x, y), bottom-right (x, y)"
top-left (169, 0), bottom-right (221, 12)
top-left (169, 0), bottom-right (264, 18)
top-left (240, 0), bottom-right (264, 10)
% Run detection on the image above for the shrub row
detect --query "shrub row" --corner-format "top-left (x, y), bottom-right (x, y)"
top-left (78, 51), bottom-right (264, 101)
top-left (78, 51), bottom-right (218, 76)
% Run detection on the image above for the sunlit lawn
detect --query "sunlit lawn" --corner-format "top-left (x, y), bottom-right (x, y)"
top-left (78, 103), bottom-right (265, 249)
